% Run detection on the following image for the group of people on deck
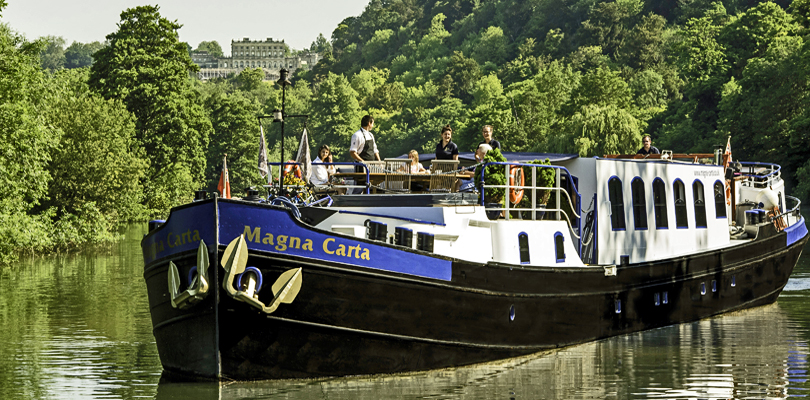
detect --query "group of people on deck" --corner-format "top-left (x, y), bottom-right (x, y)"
top-left (310, 115), bottom-right (501, 189)
top-left (311, 114), bottom-right (661, 190)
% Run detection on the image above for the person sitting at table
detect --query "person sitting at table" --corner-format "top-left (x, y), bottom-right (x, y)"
top-left (408, 150), bottom-right (427, 174)
top-left (311, 144), bottom-right (336, 186)
top-left (435, 125), bottom-right (459, 161)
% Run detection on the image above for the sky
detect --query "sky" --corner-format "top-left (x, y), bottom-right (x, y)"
top-left (2, 0), bottom-right (370, 54)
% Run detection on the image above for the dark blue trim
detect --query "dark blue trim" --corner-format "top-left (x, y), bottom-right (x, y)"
top-left (738, 161), bottom-right (781, 178)
top-left (338, 210), bottom-right (446, 226)
top-left (518, 231), bottom-right (530, 265)
top-left (554, 232), bottom-right (565, 263)
top-left (786, 216), bottom-right (808, 247)
top-left (608, 175), bottom-right (625, 231)
top-left (673, 179), bottom-right (688, 229)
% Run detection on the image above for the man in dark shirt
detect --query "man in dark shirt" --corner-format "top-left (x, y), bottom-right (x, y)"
top-left (637, 135), bottom-right (660, 156)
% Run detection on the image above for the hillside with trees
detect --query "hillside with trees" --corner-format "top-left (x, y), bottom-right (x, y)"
top-left (2, 0), bottom-right (810, 264)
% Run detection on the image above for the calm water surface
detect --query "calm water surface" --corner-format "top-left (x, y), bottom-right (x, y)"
top-left (2, 223), bottom-right (810, 399)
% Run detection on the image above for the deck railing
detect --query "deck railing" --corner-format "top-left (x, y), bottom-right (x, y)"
top-left (737, 162), bottom-right (781, 189)
top-left (263, 161), bottom-right (372, 195)
top-left (480, 162), bottom-right (584, 256)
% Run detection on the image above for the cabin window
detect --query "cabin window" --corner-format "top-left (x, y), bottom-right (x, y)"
top-left (673, 179), bottom-right (688, 229)
top-left (518, 232), bottom-right (530, 264)
top-left (631, 177), bottom-right (648, 230)
top-left (608, 177), bottom-right (626, 230)
top-left (693, 180), bottom-right (707, 228)
top-left (653, 178), bottom-right (668, 229)
top-left (554, 232), bottom-right (565, 263)
top-left (714, 181), bottom-right (726, 219)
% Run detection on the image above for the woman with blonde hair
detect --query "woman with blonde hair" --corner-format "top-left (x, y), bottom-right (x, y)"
top-left (408, 150), bottom-right (427, 174)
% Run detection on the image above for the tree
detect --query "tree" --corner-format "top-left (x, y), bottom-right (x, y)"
top-left (204, 91), bottom-right (266, 193)
top-left (43, 69), bottom-right (147, 222)
top-left (309, 72), bottom-right (361, 159)
top-left (39, 35), bottom-right (66, 70)
top-left (719, 2), bottom-right (798, 77)
top-left (237, 67), bottom-right (265, 91)
top-left (195, 40), bottom-right (223, 58)
top-left (362, 29), bottom-right (394, 65)
top-left (472, 26), bottom-right (509, 66)
top-left (310, 33), bottom-right (332, 54)
top-left (89, 5), bottom-right (212, 214)
top-left (64, 41), bottom-right (104, 68)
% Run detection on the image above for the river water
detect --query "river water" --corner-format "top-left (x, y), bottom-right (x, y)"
top-left (2, 223), bottom-right (810, 399)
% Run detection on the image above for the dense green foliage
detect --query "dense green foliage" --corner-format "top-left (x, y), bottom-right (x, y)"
top-left (284, 0), bottom-right (810, 199)
top-left (3, 0), bottom-right (810, 264)
top-left (89, 5), bottom-right (212, 214)
top-left (195, 40), bottom-right (223, 57)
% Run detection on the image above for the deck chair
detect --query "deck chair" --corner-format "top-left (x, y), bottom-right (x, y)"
top-left (383, 158), bottom-right (411, 193)
top-left (429, 160), bottom-right (459, 193)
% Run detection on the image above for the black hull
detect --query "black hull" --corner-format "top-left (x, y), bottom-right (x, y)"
top-left (143, 200), bottom-right (808, 380)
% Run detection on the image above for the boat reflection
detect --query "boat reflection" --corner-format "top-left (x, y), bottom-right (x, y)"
top-left (155, 303), bottom-right (807, 400)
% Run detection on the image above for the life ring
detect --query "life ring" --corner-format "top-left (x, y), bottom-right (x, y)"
top-left (509, 166), bottom-right (524, 204)
top-left (282, 160), bottom-right (302, 179)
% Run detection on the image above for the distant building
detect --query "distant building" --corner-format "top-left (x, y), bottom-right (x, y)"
top-left (190, 51), bottom-right (218, 69)
top-left (193, 37), bottom-right (321, 81)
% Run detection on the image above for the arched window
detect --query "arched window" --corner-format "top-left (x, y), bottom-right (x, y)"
top-left (714, 181), bottom-right (726, 218)
top-left (608, 177), bottom-right (626, 230)
top-left (518, 232), bottom-right (530, 264)
top-left (554, 232), bottom-right (565, 263)
top-left (631, 177), bottom-right (647, 230)
top-left (693, 180), bottom-right (707, 228)
top-left (673, 179), bottom-right (688, 229)
top-left (653, 178), bottom-right (668, 229)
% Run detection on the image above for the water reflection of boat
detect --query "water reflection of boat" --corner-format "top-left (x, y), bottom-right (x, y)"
top-left (142, 148), bottom-right (808, 380)
top-left (153, 303), bottom-right (805, 399)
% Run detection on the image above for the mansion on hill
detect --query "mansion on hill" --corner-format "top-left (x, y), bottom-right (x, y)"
top-left (191, 37), bottom-right (321, 81)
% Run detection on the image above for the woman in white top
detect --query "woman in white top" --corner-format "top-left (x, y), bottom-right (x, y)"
top-left (311, 144), bottom-right (336, 186)
top-left (408, 150), bottom-right (427, 174)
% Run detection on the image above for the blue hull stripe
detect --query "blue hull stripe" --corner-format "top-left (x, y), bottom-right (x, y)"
top-left (786, 216), bottom-right (808, 247)
top-left (220, 202), bottom-right (452, 281)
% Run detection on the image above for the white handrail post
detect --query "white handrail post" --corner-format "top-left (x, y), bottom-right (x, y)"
top-left (532, 166), bottom-right (537, 221)
top-left (555, 168), bottom-right (561, 220)
top-left (505, 164), bottom-right (511, 220)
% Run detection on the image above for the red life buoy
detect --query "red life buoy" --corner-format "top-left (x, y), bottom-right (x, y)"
top-left (509, 166), bottom-right (525, 204)
top-left (282, 160), bottom-right (302, 179)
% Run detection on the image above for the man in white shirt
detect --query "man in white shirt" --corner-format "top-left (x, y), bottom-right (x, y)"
top-left (349, 115), bottom-right (380, 164)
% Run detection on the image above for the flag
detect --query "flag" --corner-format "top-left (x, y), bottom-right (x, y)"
top-left (258, 124), bottom-right (269, 181)
top-left (724, 136), bottom-right (732, 206)
top-left (724, 136), bottom-right (732, 168)
top-left (295, 127), bottom-right (312, 183)
top-left (217, 155), bottom-right (231, 199)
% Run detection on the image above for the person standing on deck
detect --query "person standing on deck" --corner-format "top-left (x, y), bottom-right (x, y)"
top-left (637, 134), bottom-right (660, 155)
top-left (349, 115), bottom-right (380, 167)
top-left (435, 125), bottom-right (459, 161)
top-left (479, 125), bottom-right (501, 151)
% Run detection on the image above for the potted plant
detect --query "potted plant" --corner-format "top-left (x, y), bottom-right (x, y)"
top-left (474, 149), bottom-right (508, 220)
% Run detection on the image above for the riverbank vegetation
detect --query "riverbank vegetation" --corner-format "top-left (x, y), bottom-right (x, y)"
top-left (1, 0), bottom-right (809, 264)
